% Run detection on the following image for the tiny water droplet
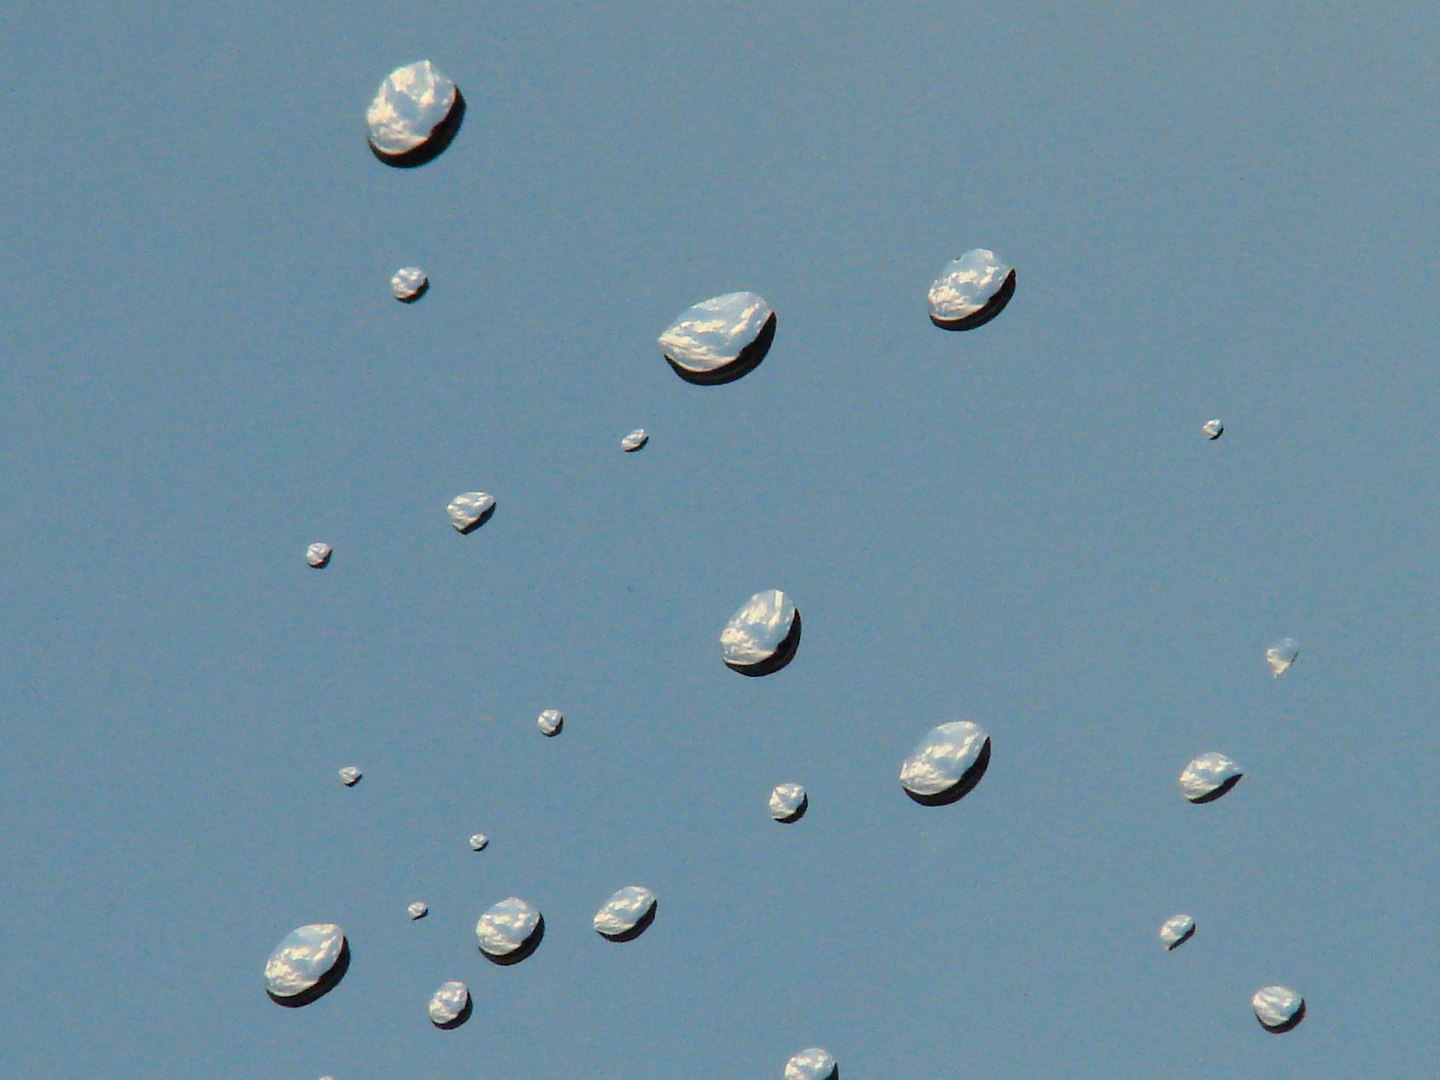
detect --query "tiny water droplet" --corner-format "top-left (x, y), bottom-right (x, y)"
top-left (660, 292), bottom-right (776, 385)
top-left (768, 782), bottom-right (808, 823)
top-left (428, 980), bottom-right (473, 1029)
top-left (306, 542), bottom-right (332, 569)
top-left (264, 923), bottom-right (349, 1007)
top-left (621, 428), bottom-right (649, 452)
top-left (1178, 752), bottom-right (1242, 803)
top-left (784, 1048), bottom-right (838, 1080)
top-left (900, 721), bottom-right (991, 806)
top-left (447, 492), bottom-right (496, 534)
top-left (407, 901), bottom-right (429, 920)
top-left (721, 589), bottom-right (802, 676)
top-left (338, 766), bottom-right (362, 787)
top-left (367, 61), bottom-right (465, 168)
top-left (1202, 418), bottom-right (1224, 439)
top-left (475, 897), bottom-right (544, 964)
top-left (1252, 985), bottom-right (1306, 1032)
top-left (469, 833), bottom-right (489, 851)
top-left (391, 266), bottom-right (429, 303)
top-left (927, 249), bottom-right (1015, 330)
top-left (1159, 913), bottom-right (1196, 950)
top-left (593, 885), bottom-right (658, 942)
top-left (1266, 637), bottom-right (1299, 677)
top-left (537, 708), bottom-right (563, 737)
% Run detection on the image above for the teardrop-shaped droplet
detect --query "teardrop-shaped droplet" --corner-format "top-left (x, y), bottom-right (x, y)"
top-left (621, 428), bottom-right (649, 452)
top-left (391, 266), bottom-right (429, 303)
top-left (447, 491), bottom-right (496, 534)
top-left (659, 291), bottom-right (776, 385)
top-left (1159, 913), bottom-right (1196, 950)
top-left (1266, 637), bottom-right (1299, 677)
top-left (337, 765), bottom-right (362, 787)
top-left (1202, 418), bottom-right (1224, 439)
top-left (768, 782), bottom-right (808, 823)
top-left (593, 885), bottom-right (658, 942)
top-left (306, 542), bottom-right (332, 569)
top-left (264, 923), bottom-right (349, 1007)
top-left (1252, 985), bottom-right (1306, 1032)
top-left (537, 708), bottom-right (563, 737)
top-left (927, 249), bottom-right (1016, 330)
top-left (720, 589), bottom-right (802, 676)
top-left (1178, 752), bottom-right (1242, 803)
top-left (407, 901), bottom-right (429, 921)
top-left (428, 980), bottom-right (473, 1029)
top-left (784, 1048), bottom-right (838, 1080)
top-left (475, 897), bottom-right (544, 965)
top-left (366, 60), bottom-right (466, 168)
top-left (469, 832), bottom-right (489, 852)
top-left (900, 720), bottom-right (991, 806)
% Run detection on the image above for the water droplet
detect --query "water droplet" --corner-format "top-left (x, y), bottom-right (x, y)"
top-left (407, 901), bottom-right (429, 920)
top-left (1159, 913), bottom-right (1196, 950)
top-left (367, 60), bottom-right (466, 168)
top-left (475, 897), bottom-right (545, 965)
top-left (264, 923), bottom-right (349, 1007)
top-left (1202, 418), bottom-right (1224, 439)
top-left (1178, 752), bottom-right (1242, 803)
top-left (659, 291), bottom-right (776, 385)
top-left (1266, 637), bottom-right (1299, 677)
top-left (784, 1048), bottom-right (838, 1080)
top-left (428, 980), bottom-right (473, 1029)
top-left (447, 491), bottom-right (496, 534)
top-left (899, 721), bottom-right (991, 806)
top-left (337, 766), bottom-right (362, 787)
top-left (721, 589), bottom-right (802, 676)
top-left (469, 833), bottom-right (489, 852)
top-left (621, 428), bottom-right (649, 452)
top-left (593, 885), bottom-right (658, 942)
top-left (306, 542), bottom-right (332, 569)
top-left (1252, 985), bottom-right (1306, 1032)
top-left (537, 708), bottom-right (564, 737)
top-left (927, 249), bottom-right (1016, 330)
top-left (768, 782), bottom-right (808, 823)
top-left (391, 266), bottom-right (429, 303)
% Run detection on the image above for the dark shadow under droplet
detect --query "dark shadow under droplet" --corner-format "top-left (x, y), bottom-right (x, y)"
top-left (433, 995), bottom-right (474, 1030)
top-left (666, 311), bottom-right (777, 386)
top-left (481, 913), bottom-right (545, 966)
top-left (369, 88), bottom-right (467, 169)
top-left (598, 900), bottom-right (658, 943)
top-left (1188, 772), bottom-right (1243, 804)
top-left (903, 737), bottom-right (991, 806)
top-left (774, 793), bottom-right (808, 823)
top-left (725, 607), bottom-right (802, 677)
top-left (929, 269), bottom-right (1016, 331)
top-left (267, 939), bottom-right (350, 1008)
top-left (1259, 1000), bottom-right (1306, 1033)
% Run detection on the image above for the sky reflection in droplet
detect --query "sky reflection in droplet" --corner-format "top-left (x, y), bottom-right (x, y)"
top-left (720, 589), bottom-right (801, 676)
top-left (407, 901), bottom-right (428, 920)
top-left (659, 291), bottom-right (776, 385)
top-left (593, 885), bottom-right (657, 942)
top-left (366, 60), bottom-right (465, 167)
top-left (621, 428), bottom-right (649, 452)
top-left (305, 542), bottom-right (331, 569)
top-left (390, 266), bottom-right (429, 303)
top-left (927, 249), bottom-right (1015, 330)
top-left (1159, 913), bottom-right (1195, 950)
top-left (1267, 637), bottom-right (1300, 677)
top-left (1202, 418), bottom-right (1224, 439)
top-left (476, 897), bottom-right (544, 964)
top-left (337, 766), bottom-right (362, 787)
top-left (1252, 984), bottom-right (1306, 1032)
top-left (900, 720), bottom-right (991, 805)
top-left (264, 923), bottom-right (348, 1007)
top-left (1178, 752), bottom-right (1242, 803)
top-left (447, 492), bottom-right (496, 534)
top-left (784, 1047), bottom-right (838, 1080)
top-left (428, 980), bottom-right (472, 1029)
top-left (768, 782), bottom-right (808, 823)
top-left (469, 833), bottom-right (489, 852)
top-left (537, 708), bottom-right (563, 737)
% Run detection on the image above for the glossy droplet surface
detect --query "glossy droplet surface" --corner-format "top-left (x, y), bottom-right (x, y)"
top-left (306, 542), bottom-right (332, 569)
top-left (476, 897), bottom-right (544, 964)
top-left (338, 766), bottom-right (362, 787)
top-left (621, 428), bottom-right (649, 452)
top-left (391, 266), bottom-right (429, 303)
top-left (537, 708), bottom-right (563, 737)
top-left (784, 1048), bottom-right (838, 1080)
top-left (769, 782), bottom-right (808, 823)
top-left (659, 291), bottom-right (776, 385)
top-left (367, 60), bottom-right (466, 168)
top-left (428, 980), bottom-right (472, 1029)
top-left (407, 901), bottom-right (428, 920)
top-left (1159, 913), bottom-right (1196, 950)
top-left (469, 833), bottom-right (489, 852)
top-left (928, 249), bottom-right (1015, 330)
top-left (721, 589), bottom-right (802, 676)
top-left (1202, 418), bottom-right (1224, 439)
top-left (265, 923), bottom-right (349, 1007)
top-left (1267, 637), bottom-right (1300, 676)
top-left (447, 492), bottom-right (496, 534)
top-left (1179, 752), bottom-right (1242, 803)
top-left (1252, 985), bottom-right (1306, 1032)
top-left (593, 885), bottom-right (658, 942)
top-left (900, 721), bottom-right (991, 806)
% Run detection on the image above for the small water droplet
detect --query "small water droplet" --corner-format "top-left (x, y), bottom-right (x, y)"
top-left (306, 542), bottom-right (332, 569)
top-left (447, 492), bottom-right (496, 534)
top-left (784, 1048), bottom-right (838, 1080)
top-left (469, 833), bottom-right (489, 852)
top-left (768, 782), bottom-right (808, 823)
top-left (264, 923), bottom-right (349, 1007)
top-left (475, 897), bottom-right (545, 964)
top-left (537, 708), bottom-right (564, 737)
top-left (1159, 913), bottom-right (1196, 950)
top-left (1266, 637), bottom-right (1299, 677)
top-left (337, 766), bottom-right (362, 787)
top-left (621, 428), bottom-right (649, 452)
top-left (367, 61), bottom-right (465, 168)
top-left (428, 980), bottom-right (473, 1029)
top-left (721, 589), bottom-right (802, 676)
top-left (593, 885), bottom-right (658, 942)
top-left (1252, 985), bottom-right (1306, 1032)
top-left (927, 249), bottom-right (1015, 330)
top-left (1178, 752), bottom-right (1242, 803)
top-left (1202, 418), bottom-right (1224, 439)
top-left (407, 901), bottom-right (429, 920)
top-left (660, 291), bottom-right (776, 385)
top-left (391, 266), bottom-right (429, 303)
top-left (899, 721), bottom-right (991, 806)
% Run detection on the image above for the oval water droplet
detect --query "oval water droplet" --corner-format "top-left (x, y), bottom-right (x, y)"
top-left (391, 266), bottom-right (429, 303)
top-left (337, 765), bottom-right (362, 787)
top-left (1252, 985), bottom-right (1306, 1032)
top-left (900, 721), bottom-right (991, 806)
top-left (537, 708), bottom-right (563, 737)
top-left (469, 833), bottom-right (489, 852)
top-left (366, 60), bottom-right (466, 168)
top-left (1202, 418), bottom-right (1224, 439)
top-left (659, 291), bottom-right (776, 385)
top-left (264, 923), bottom-right (349, 1007)
top-left (1178, 752), bottom-right (1242, 803)
top-left (1159, 913), bottom-right (1196, 950)
top-left (927, 249), bottom-right (1015, 330)
top-left (447, 492), bottom-right (496, 534)
top-left (784, 1048), bottom-right (838, 1080)
top-left (306, 542), bottom-right (332, 569)
top-left (621, 428), bottom-right (649, 452)
top-left (768, 782), bottom-right (808, 823)
top-left (1266, 637), bottom-right (1299, 677)
top-left (593, 885), bottom-right (658, 942)
top-left (475, 897), bottom-right (545, 965)
top-left (428, 980), bottom-right (473, 1029)
top-left (407, 901), bottom-right (429, 920)
top-left (721, 589), bottom-right (802, 676)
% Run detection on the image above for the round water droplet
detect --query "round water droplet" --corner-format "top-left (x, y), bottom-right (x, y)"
top-left (475, 897), bottom-right (545, 965)
top-left (1178, 752), bottom-right (1242, 803)
top-left (391, 266), bottom-right (429, 303)
top-left (337, 765), bottom-right (362, 787)
top-left (447, 491), bottom-right (496, 534)
top-left (593, 885), bottom-right (658, 942)
top-left (721, 589), bottom-right (802, 676)
top-left (900, 720), bottom-right (991, 806)
top-left (428, 980), bottom-right (473, 1029)
top-left (537, 708), bottom-right (563, 737)
top-left (306, 542), bottom-right (332, 569)
top-left (1266, 637), bottom-right (1300, 677)
top-left (1252, 984), bottom-right (1306, 1032)
top-left (1202, 418), bottom-right (1224, 439)
top-left (784, 1048), bottom-right (838, 1080)
top-left (264, 923), bottom-right (349, 1007)
top-left (366, 60), bottom-right (466, 168)
top-left (1159, 913), bottom-right (1196, 950)
top-left (621, 428), bottom-right (649, 452)
top-left (468, 832), bottom-right (489, 852)
top-left (659, 291), bottom-right (776, 385)
top-left (927, 249), bottom-right (1016, 331)
top-left (407, 901), bottom-right (429, 920)
top-left (768, 782), bottom-right (808, 823)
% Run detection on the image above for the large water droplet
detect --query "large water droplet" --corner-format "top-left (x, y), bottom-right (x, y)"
top-left (475, 897), bottom-right (545, 965)
top-left (1159, 913), bottom-right (1196, 950)
top-left (1178, 752), bottom-right (1242, 803)
top-left (391, 266), bottom-right (429, 303)
top-left (1266, 637), bottom-right (1299, 677)
top-left (469, 833), bottom-right (490, 852)
top-left (768, 782), bottom-right (808, 823)
top-left (306, 542), bottom-right (332, 569)
top-left (428, 980), bottom-right (473, 1029)
top-left (784, 1048), bottom-right (838, 1080)
top-left (447, 492), bottom-right (496, 534)
top-left (900, 721), bottom-right (991, 806)
top-left (593, 885), bottom-right (658, 942)
top-left (621, 428), bottom-right (649, 452)
top-left (264, 923), bottom-right (349, 1007)
top-left (366, 61), bottom-right (466, 168)
top-left (337, 765), bottom-right (362, 787)
top-left (407, 901), bottom-right (429, 921)
top-left (537, 708), bottom-right (564, 737)
top-left (927, 249), bottom-right (1015, 331)
top-left (1202, 418), bottom-right (1224, 440)
top-left (720, 589), bottom-right (802, 676)
top-left (659, 292), bottom-right (776, 385)
top-left (1252, 985), bottom-right (1306, 1032)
